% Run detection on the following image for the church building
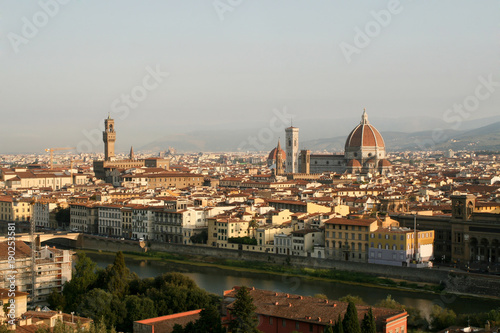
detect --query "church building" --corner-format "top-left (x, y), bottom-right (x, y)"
top-left (268, 110), bottom-right (392, 175)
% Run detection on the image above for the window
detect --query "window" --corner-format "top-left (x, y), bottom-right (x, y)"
top-left (282, 319), bottom-right (286, 327)
top-left (269, 317), bottom-right (273, 325)
top-left (296, 322), bottom-right (300, 330)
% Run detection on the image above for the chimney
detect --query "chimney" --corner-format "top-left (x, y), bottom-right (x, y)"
top-left (288, 303), bottom-right (292, 307)
top-left (329, 320), bottom-right (333, 324)
top-left (275, 292), bottom-right (278, 296)
top-left (325, 300), bottom-right (329, 304)
top-left (318, 317), bottom-right (322, 322)
top-left (299, 296), bottom-right (303, 300)
top-left (286, 294), bottom-right (289, 298)
top-left (333, 303), bottom-right (337, 307)
top-left (274, 301), bottom-right (279, 306)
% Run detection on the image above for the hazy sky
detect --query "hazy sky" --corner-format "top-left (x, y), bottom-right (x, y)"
top-left (1, 1), bottom-right (499, 153)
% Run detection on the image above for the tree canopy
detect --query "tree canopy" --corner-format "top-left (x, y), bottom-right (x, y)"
top-left (229, 287), bottom-right (261, 333)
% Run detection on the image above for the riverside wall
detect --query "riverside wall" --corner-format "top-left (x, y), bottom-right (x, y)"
top-left (72, 236), bottom-right (500, 298)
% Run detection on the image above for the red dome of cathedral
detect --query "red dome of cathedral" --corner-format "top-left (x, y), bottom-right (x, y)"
top-left (267, 145), bottom-right (285, 161)
top-left (345, 110), bottom-right (385, 150)
top-left (347, 159), bottom-right (362, 167)
top-left (378, 159), bottom-right (392, 167)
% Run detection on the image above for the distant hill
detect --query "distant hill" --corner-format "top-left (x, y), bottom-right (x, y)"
top-left (139, 118), bottom-right (500, 153)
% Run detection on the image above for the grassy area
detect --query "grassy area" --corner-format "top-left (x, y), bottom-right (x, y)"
top-left (76, 249), bottom-right (445, 294)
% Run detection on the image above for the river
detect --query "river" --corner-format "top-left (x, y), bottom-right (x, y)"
top-left (82, 252), bottom-right (500, 319)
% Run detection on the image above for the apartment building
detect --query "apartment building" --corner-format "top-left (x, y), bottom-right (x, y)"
top-left (324, 217), bottom-right (378, 262)
top-left (32, 200), bottom-right (59, 229)
top-left (131, 206), bottom-right (154, 240)
top-left (208, 218), bottom-right (251, 249)
top-left (97, 204), bottom-right (123, 236)
top-left (290, 229), bottom-right (324, 257)
top-left (0, 241), bottom-right (72, 305)
top-left (369, 225), bottom-right (434, 267)
top-left (69, 203), bottom-right (98, 233)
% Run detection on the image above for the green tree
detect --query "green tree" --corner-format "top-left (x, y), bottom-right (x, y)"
top-left (375, 295), bottom-right (404, 310)
top-left (105, 251), bottom-right (130, 297)
top-left (342, 301), bottom-right (361, 333)
top-left (430, 305), bottom-right (457, 331)
top-left (121, 295), bottom-right (157, 331)
top-left (194, 305), bottom-right (224, 333)
top-left (55, 207), bottom-right (71, 228)
top-left (47, 288), bottom-right (66, 310)
top-left (172, 324), bottom-right (185, 333)
top-left (406, 306), bottom-right (428, 331)
top-left (314, 294), bottom-right (328, 300)
top-left (229, 287), bottom-right (261, 333)
top-left (339, 294), bottom-right (365, 305)
top-left (361, 308), bottom-right (376, 333)
top-left (324, 325), bottom-right (334, 333)
top-left (63, 253), bottom-right (98, 311)
top-left (190, 230), bottom-right (208, 244)
top-left (76, 289), bottom-right (117, 328)
top-left (333, 314), bottom-right (344, 333)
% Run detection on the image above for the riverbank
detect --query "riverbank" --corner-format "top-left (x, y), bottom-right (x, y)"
top-left (74, 235), bottom-right (500, 298)
top-left (75, 249), bottom-right (463, 299)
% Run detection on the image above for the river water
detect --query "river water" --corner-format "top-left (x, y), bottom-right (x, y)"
top-left (82, 252), bottom-right (500, 319)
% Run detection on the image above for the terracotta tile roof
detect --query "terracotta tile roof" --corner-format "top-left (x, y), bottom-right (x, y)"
top-left (324, 217), bottom-right (377, 227)
top-left (226, 288), bottom-right (405, 327)
top-left (135, 309), bottom-right (201, 333)
top-left (0, 241), bottom-right (32, 260)
top-left (0, 288), bottom-right (29, 299)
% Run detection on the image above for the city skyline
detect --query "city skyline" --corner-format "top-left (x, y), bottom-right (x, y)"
top-left (1, 1), bottom-right (499, 154)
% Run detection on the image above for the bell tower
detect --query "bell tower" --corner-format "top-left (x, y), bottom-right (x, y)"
top-left (285, 126), bottom-right (299, 173)
top-left (451, 194), bottom-right (475, 221)
top-left (103, 115), bottom-right (116, 161)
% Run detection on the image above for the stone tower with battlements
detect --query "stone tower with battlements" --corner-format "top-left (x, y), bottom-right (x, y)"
top-left (103, 115), bottom-right (116, 161)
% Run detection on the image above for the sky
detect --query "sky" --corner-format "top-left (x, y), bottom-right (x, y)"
top-left (0, 1), bottom-right (499, 154)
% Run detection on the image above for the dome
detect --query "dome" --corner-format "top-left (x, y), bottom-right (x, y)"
top-left (378, 159), bottom-right (392, 167)
top-left (267, 147), bottom-right (285, 161)
top-left (345, 110), bottom-right (385, 150)
top-left (347, 159), bottom-right (362, 167)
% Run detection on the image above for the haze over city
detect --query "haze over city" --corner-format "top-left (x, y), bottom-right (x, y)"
top-left (1, 1), bottom-right (499, 154)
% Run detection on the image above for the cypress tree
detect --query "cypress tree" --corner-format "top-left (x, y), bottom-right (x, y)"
top-left (333, 314), bottom-right (344, 333)
top-left (342, 301), bottom-right (361, 333)
top-left (361, 308), bottom-right (377, 333)
top-left (228, 287), bottom-right (261, 333)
